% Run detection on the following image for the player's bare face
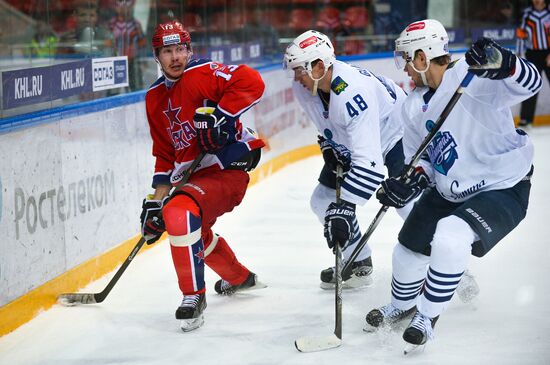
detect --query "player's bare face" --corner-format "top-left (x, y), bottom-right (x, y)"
top-left (158, 44), bottom-right (189, 79)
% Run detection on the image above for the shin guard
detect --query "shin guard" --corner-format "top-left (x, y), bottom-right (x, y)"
top-left (163, 196), bottom-right (206, 294)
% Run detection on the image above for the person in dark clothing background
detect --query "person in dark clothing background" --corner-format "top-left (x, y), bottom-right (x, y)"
top-left (517, 0), bottom-right (550, 127)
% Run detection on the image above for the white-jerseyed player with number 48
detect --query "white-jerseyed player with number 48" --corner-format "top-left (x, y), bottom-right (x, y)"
top-left (284, 30), bottom-right (408, 290)
top-left (366, 19), bottom-right (540, 354)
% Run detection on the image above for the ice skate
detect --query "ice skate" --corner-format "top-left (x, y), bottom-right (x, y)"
top-left (214, 271), bottom-right (267, 295)
top-left (402, 310), bottom-right (439, 355)
top-left (320, 256), bottom-right (373, 290)
top-left (364, 303), bottom-right (416, 332)
top-left (175, 293), bottom-right (207, 332)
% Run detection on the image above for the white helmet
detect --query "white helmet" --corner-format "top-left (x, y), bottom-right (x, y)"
top-left (283, 30), bottom-right (336, 76)
top-left (394, 19), bottom-right (449, 69)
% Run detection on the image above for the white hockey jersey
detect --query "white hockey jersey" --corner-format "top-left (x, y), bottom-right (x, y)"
top-left (401, 57), bottom-right (540, 203)
top-left (293, 60), bottom-right (406, 205)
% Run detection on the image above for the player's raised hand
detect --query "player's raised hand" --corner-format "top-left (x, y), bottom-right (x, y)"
top-left (465, 37), bottom-right (516, 80)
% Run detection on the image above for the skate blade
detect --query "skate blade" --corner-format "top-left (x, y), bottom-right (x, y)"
top-left (247, 280), bottom-right (267, 291)
top-left (232, 280), bottom-right (268, 294)
top-left (180, 315), bottom-right (204, 332)
top-left (345, 274), bottom-right (373, 288)
top-left (403, 343), bottom-right (425, 355)
top-left (319, 276), bottom-right (373, 290)
top-left (362, 323), bottom-right (378, 333)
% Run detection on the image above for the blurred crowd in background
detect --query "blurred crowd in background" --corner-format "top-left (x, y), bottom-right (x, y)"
top-left (0, 0), bottom-right (534, 116)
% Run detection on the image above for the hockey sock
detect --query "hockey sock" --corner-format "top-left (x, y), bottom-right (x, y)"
top-left (205, 231), bottom-right (249, 285)
top-left (391, 243), bottom-right (429, 310)
top-left (164, 195), bottom-right (205, 294)
top-left (418, 216), bottom-right (476, 318)
top-left (343, 217), bottom-right (371, 261)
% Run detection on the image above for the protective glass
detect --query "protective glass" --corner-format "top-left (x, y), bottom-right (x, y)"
top-left (283, 64), bottom-right (308, 79)
top-left (394, 51), bottom-right (411, 69)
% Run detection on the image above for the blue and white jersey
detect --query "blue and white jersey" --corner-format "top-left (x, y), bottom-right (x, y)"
top-left (401, 57), bottom-right (539, 203)
top-left (293, 60), bottom-right (406, 205)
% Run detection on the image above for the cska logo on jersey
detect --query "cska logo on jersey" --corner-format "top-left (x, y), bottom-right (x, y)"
top-left (163, 99), bottom-right (196, 150)
top-left (425, 120), bottom-right (458, 176)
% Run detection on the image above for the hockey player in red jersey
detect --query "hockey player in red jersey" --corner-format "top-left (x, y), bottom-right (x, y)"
top-left (140, 21), bottom-right (266, 332)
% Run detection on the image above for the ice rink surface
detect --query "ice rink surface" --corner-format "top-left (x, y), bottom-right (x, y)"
top-left (1, 127), bottom-right (550, 365)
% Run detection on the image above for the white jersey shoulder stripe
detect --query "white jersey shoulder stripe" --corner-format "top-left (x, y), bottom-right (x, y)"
top-left (217, 96), bottom-right (263, 117)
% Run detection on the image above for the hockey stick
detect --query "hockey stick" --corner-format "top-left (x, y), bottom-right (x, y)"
top-left (295, 164), bottom-right (344, 352)
top-left (341, 71), bottom-right (475, 280)
top-left (58, 152), bottom-right (205, 306)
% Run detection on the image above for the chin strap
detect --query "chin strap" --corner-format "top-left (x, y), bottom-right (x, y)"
top-left (409, 59), bottom-right (431, 86)
top-left (309, 69), bottom-right (328, 96)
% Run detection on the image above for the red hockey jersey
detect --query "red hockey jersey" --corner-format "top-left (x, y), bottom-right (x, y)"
top-left (145, 59), bottom-right (265, 187)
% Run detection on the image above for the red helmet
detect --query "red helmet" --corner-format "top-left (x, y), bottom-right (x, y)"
top-left (151, 21), bottom-right (191, 49)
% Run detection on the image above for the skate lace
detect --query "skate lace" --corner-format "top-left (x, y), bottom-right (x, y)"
top-left (409, 311), bottom-right (435, 340)
top-left (180, 294), bottom-right (200, 308)
top-left (380, 304), bottom-right (408, 319)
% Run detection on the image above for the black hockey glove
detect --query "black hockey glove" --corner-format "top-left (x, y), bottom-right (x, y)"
top-left (194, 109), bottom-right (229, 153)
top-left (318, 136), bottom-right (351, 172)
top-left (140, 195), bottom-right (169, 244)
top-left (465, 37), bottom-right (516, 80)
top-left (324, 200), bottom-right (356, 250)
top-left (376, 167), bottom-right (430, 208)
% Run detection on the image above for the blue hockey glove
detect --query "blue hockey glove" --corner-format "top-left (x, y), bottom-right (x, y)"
top-left (140, 195), bottom-right (169, 244)
top-left (376, 167), bottom-right (430, 208)
top-left (194, 108), bottom-right (230, 153)
top-left (465, 37), bottom-right (516, 80)
top-left (324, 200), bottom-right (356, 250)
top-left (318, 136), bottom-right (351, 172)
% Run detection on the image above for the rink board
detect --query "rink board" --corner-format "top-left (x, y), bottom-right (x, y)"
top-left (1, 54), bottom-right (548, 337)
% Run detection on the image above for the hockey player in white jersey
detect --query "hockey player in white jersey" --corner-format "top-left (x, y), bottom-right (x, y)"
top-left (283, 30), bottom-right (408, 289)
top-left (365, 19), bottom-right (539, 352)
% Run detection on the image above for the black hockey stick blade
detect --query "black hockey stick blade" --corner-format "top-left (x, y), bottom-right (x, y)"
top-left (295, 334), bottom-right (342, 353)
top-left (57, 293), bottom-right (98, 306)
top-left (57, 153), bottom-right (205, 306)
top-left (57, 236), bottom-right (147, 306)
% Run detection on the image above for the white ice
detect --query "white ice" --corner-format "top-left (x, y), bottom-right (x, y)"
top-left (1, 128), bottom-right (550, 365)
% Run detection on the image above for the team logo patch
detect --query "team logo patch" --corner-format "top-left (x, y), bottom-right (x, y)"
top-left (425, 120), bottom-right (458, 176)
top-left (299, 36), bottom-right (318, 48)
top-left (162, 34), bottom-right (181, 46)
top-left (422, 104), bottom-right (429, 112)
top-left (164, 99), bottom-right (196, 151)
top-left (331, 76), bottom-right (348, 95)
